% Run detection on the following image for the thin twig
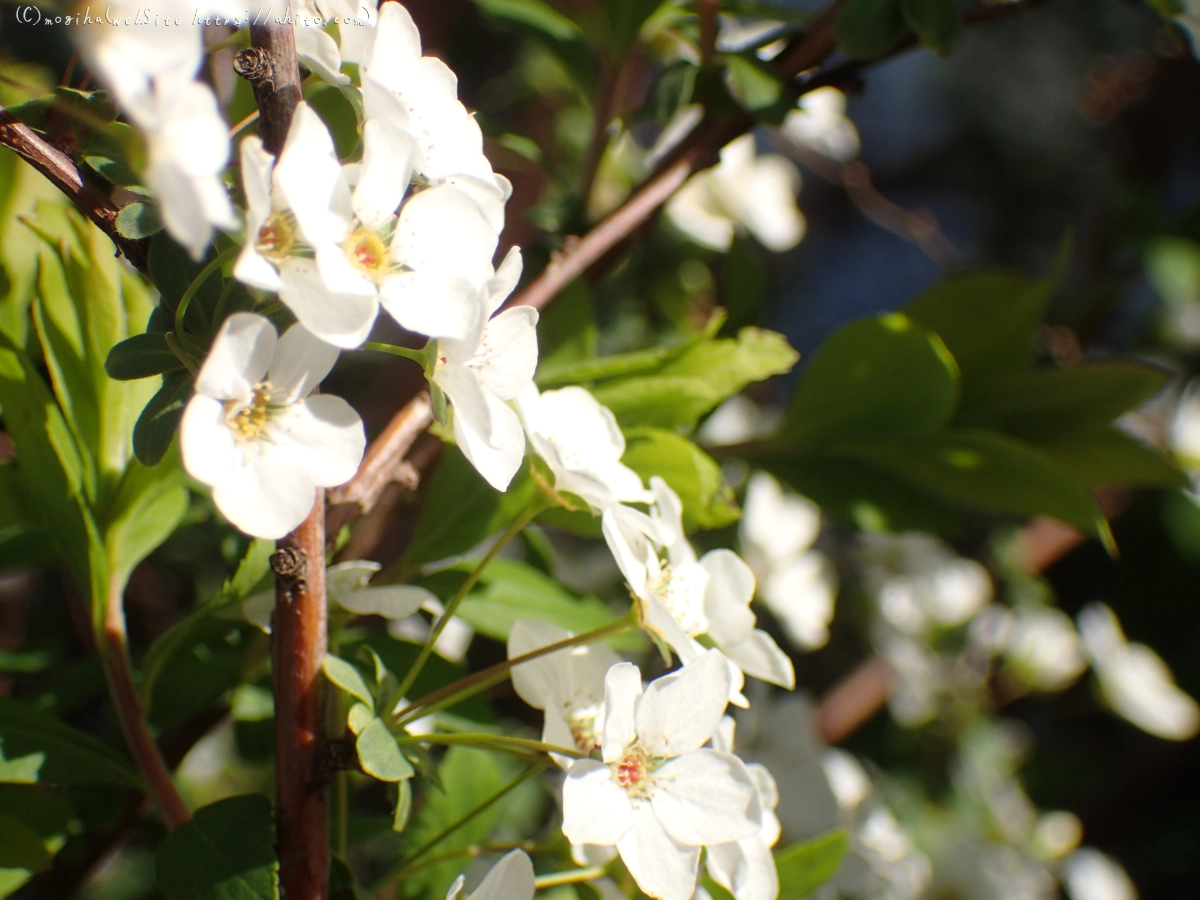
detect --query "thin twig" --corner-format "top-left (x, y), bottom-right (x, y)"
top-left (99, 574), bottom-right (190, 828)
top-left (0, 106), bottom-right (148, 272)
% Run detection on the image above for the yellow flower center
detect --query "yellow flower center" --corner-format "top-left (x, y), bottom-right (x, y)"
top-left (344, 227), bottom-right (391, 280)
top-left (255, 212), bottom-right (297, 262)
top-left (612, 746), bottom-right (655, 798)
top-left (649, 560), bottom-right (710, 637)
top-left (225, 381), bottom-right (273, 440)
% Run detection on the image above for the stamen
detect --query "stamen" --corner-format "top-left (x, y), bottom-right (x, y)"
top-left (256, 212), bottom-right (297, 262)
top-left (225, 382), bottom-right (273, 440)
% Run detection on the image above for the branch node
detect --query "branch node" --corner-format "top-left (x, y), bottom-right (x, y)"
top-left (270, 546), bottom-right (307, 582)
top-left (233, 47), bottom-right (276, 89)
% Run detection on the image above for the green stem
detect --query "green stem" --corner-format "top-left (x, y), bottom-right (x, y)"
top-left (175, 245), bottom-right (237, 344)
top-left (391, 614), bottom-right (635, 728)
top-left (371, 762), bottom-right (546, 893)
top-left (393, 503), bottom-right (546, 701)
top-left (162, 332), bottom-right (199, 377)
top-left (399, 732), bottom-right (587, 760)
top-left (362, 341), bottom-right (429, 367)
top-left (384, 842), bottom-right (546, 881)
top-left (535, 868), bottom-right (608, 889)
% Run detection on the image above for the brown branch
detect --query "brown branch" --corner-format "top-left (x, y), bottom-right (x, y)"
top-left (272, 496), bottom-right (330, 900)
top-left (99, 575), bottom-right (190, 828)
top-left (326, 393), bottom-right (434, 538)
top-left (238, 19), bottom-right (303, 156)
top-left (815, 656), bottom-right (895, 745)
top-left (0, 106), bottom-right (148, 272)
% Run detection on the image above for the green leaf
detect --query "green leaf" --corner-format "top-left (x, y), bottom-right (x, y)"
top-left (82, 122), bottom-right (144, 188)
top-left (904, 271), bottom-right (1055, 395)
top-left (133, 371), bottom-right (193, 466)
top-left (155, 794), bottom-right (278, 900)
top-left (621, 428), bottom-right (739, 530)
top-left (781, 313), bottom-right (959, 443)
top-left (356, 718), bottom-right (414, 782)
top-left (851, 429), bottom-right (1107, 535)
top-left (775, 830), bottom-right (850, 900)
top-left (603, 0), bottom-right (664, 58)
top-left (537, 344), bottom-right (677, 388)
top-left (724, 55), bottom-right (792, 125)
top-left (957, 363), bottom-right (1170, 439)
top-left (900, 0), bottom-right (960, 54)
top-left (400, 447), bottom-right (536, 571)
top-left (758, 454), bottom-right (962, 535)
top-left (105, 452), bottom-right (188, 591)
top-left (402, 747), bottom-right (509, 900)
top-left (1033, 426), bottom-right (1187, 489)
top-left (323, 656), bottom-right (375, 710)
top-left (0, 812), bottom-right (52, 871)
top-left (472, 0), bottom-right (584, 41)
top-left (0, 699), bottom-right (141, 787)
top-left (393, 778), bottom-right (413, 833)
top-left (105, 332), bottom-right (183, 380)
top-left (836, 0), bottom-right (907, 60)
top-left (591, 327), bottom-right (798, 429)
top-left (115, 202), bottom-right (163, 239)
top-left (440, 558), bottom-right (635, 645)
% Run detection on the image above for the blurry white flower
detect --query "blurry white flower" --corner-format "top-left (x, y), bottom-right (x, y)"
top-left (361, 2), bottom-right (511, 230)
top-left (696, 395), bottom-right (782, 445)
top-left (821, 748), bottom-right (871, 813)
top-left (604, 478), bottom-right (796, 702)
top-left (1061, 848), bottom-right (1137, 900)
top-left (1168, 379), bottom-right (1200, 472)
top-left (1176, 3), bottom-right (1200, 60)
top-left (864, 534), bottom-right (992, 634)
top-left (1077, 603), bottom-right (1200, 741)
top-left (1003, 607), bottom-right (1087, 692)
top-left (706, 718), bottom-right (782, 900)
top-left (179, 313), bottom-right (365, 538)
top-left (291, 0), bottom-right (356, 86)
top-left (781, 88), bottom-right (860, 162)
top-left (835, 805), bottom-right (932, 900)
top-left (242, 560), bottom-right (436, 632)
top-left (879, 635), bottom-right (943, 726)
top-left (386, 597), bottom-right (475, 664)
top-left (447, 849), bottom-right (535, 900)
top-left (518, 386), bottom-right (651, 511)
top-left (507, 619), bottom-right (622, 768)
top-left (932, 839), bottom-right (1054, 900)
top-left (432, 248), bottom-right (537, 491)
top-left (740, 472), bottom-right (837, 651)
top-left (561, 651), bottom-right (762, 900)
top-left (1030, 811), bottom-right (1082, 861)
top-left (666, 134), bottom-right (805, 252)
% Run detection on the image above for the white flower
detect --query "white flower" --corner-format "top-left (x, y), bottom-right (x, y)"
top-left (432, 248), bottom-right (538, 491)
top-left (1061, 848), bottom-right (1137, 900)
top-left (75, 2), bottom-right (240, 259)
top-left (665, 134), bottom-right (804, 253)
top-left (1168, 379), bottom-right (1200, 471)
top-left (507, 619), bottom-right (623, 768)
top-left (447, 849), bottom-right (535, 900)
top-left (780, 88), bottom-right (860, 162)
top-left (517, 386), bottom-right (651, 511)
top-left (242, 560), bottom-right (436, 632)
top-left (740, 472), bottom-right (837, 651)
top-left (1077, 603), bottom-right (1200, 740)
top-left (291, 0), bottom-right (356, 86)
top-left (834, 805), bottom-right (931, 900)
top-left (561, 651), bottom-right (762, 900)
top-left (180, 313), bottom-right (366, 539)
top-left (864, 534), bottom-right (992, 634)
top-left (705, 718), bottom-right (782, 900)
top-left (1003, 607), bottom-right (1086, 692)
top-left (603, 478), bottom-right (795, 704)
top-left (361, 1), bottom-right (511, 230)
top-left (139, 74), bottom-right (237, 259)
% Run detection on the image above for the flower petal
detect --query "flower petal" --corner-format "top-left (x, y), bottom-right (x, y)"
top-left (279, 258), bottom-right (379, 349)
top-left (453, 392), bottom-right (526, 491)
top-left (721, 630), bottom-right (796, 689)
top-left (616, 804), bottom-right (700, 900)
top-left (475, 307), bottom-right (539, 400)
top-left (179, 394), bottom-right (240, 487)
top-left (706, 837), bottom-right (779, 900)
top-left (337, 585), bottom-right (435, 620)
top-left (195, 312), bottom-right (275, 400)
top-left (212, 444), bottom-right (316, 539)
top-left (601, 662), bottom-right (643, 763)
top-left (354, 118), bottom-right (414, 231)
top-left (294, 24), bottom-right (350, 85)
top-left (267, 395), bottom-right (366, 488)
top-left (484, 246), bottom-right (523, 317)
top-left (635, 649), bottom-right (729, 757)
top-left (467, 850), bottom-right (535, 900)
top-left (650, 749), bottom-right (761, 845)
top-left (699, 549), bottom-right (757, 645)
top-left (268, 323), bottom-right (341, 402)
top-left (562, 759), bottom-right (634, 845)
top-left (380, 272), bottom-right (482, 340)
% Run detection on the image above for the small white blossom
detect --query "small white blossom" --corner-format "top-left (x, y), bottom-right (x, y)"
top-left (1002, 607), bottom-right (1086, 692)
top-left (705, 718), bottom-right (782, 900)
top-left (447, 849), bottom-right (535, 900)
top-left (780, 88), bottom-right (860, 162)
top-left (666, 134), bottom-right (804, 253)
top-left (518, 386), bottom-right (652, 510)
top-left (242, 560), bottom-right (436, 632)
top-left (1077, 603), bottom-right (1200, 741)
top-left (1061, 848), bottom-right (1137, 900)
top-left (561, 651), bottom-right (762, 900)
top-left (507, 619), bottom-right (622, 768)
top-left (740, 472), bottom-right (837, 651)
top-left (179, 313), bottom-right (366, 539)
top-left (864, 534), bottom-right (992, 635)
top-left (604, 478), bottom-right (795, 704)
top-left (432, 248), bottom-right (538, 491)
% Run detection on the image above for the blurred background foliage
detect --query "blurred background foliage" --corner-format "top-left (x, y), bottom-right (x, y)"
top-left (2, 0), bottom-right (1200, 898)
